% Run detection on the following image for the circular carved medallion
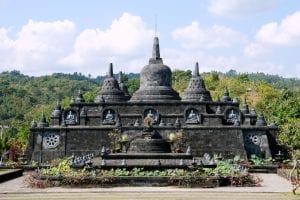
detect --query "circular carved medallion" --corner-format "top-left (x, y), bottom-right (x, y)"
top-left (245, 134), bottom-right (261, 145)
top-left (43, 133), bottom-right (60, 149)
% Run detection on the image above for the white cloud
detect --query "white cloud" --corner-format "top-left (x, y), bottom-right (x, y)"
top-left (256, 11), bottom-right (300, 46)
top-left (0, 20), bottom-right (76, 75)
top-left (0, 12), bottom-right (299, 78)
top-left (244, 42), bottom-right (269, 59)
top-left (0, 13), bottom-right (154, 76)
top-left (208, 0), bottom-right (275, 17)
top-left (172, 21), bottom-right (244, 49)
top-left (163, 48), bottom-right (239, 73)
top-left (163, 45), bottom-right (296, 78)
top-left (0, 28), bottom-right (13, 49)
top-left (60, 12), bottom-right (154, 74)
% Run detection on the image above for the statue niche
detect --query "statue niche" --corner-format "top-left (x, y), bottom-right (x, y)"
top-left (185, 108), bottom-right (200, 124)
top-left (102, 109), bottom-right (116, 125)
top-left (64, 110), bottom-right (77, 125)
top-left (225, 108), bottom-right (240, 125)
top-left (143, 108), bottom-right (158, 125)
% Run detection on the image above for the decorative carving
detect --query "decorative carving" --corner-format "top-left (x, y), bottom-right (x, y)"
top-left (246, 134), bottom-right (261, 145)
top-left (43, 132), bottom-right (60, 149)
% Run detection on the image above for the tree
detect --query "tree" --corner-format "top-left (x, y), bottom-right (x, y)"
top-left (278, 119), bottom-right (300, 153)
top-left (172, 69), bottom-right (192, 95)
top-left (126, 78), bottom-right (140, 96)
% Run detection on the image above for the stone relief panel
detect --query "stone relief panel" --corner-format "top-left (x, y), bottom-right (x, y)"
top-left (43, 132), bottom-right (60, 149)
top-left (185, 108), bottom-right (200, 124)
top-left (102, 109), bottom-right (116, 125)
top-left (64, 110), bottom-right (77, 125)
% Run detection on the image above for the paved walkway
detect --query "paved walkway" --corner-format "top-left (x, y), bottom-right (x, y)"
top-left (0, 173), bottom-right (299, 200)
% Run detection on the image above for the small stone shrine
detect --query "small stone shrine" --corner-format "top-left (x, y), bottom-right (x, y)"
top-left (26, 37), bottom-right (279, 167)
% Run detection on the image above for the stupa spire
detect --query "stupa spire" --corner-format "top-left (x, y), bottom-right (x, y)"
top-left (108, 63), bottom-right (113, 77)
top-left (149, 37), bottom-right (163, 64)
top-left (193, 62), bottom-right (200, 76)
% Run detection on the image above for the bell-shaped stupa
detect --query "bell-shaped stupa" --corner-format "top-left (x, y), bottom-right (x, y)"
top-left (130, 37), bottom-right (180, 102)
top-left (182, 62), bottom-right (212, 102)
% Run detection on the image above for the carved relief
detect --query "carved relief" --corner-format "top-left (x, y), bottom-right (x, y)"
top-left (43, 132), bottom-right (60, 149)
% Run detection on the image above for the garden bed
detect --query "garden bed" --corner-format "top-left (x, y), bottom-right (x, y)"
top-left (26, 170), bottom-right (261, 188)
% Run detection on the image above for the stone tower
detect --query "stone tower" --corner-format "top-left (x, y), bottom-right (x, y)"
top-left (130, 37), bottom-right (180, 101)
top-left (95, 63), bottom-right (127, 102)
top-left (182, 62), bottom-right (212, 102)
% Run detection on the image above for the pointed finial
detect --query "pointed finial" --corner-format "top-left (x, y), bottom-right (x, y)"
top-left (118, 71), bottom-right (123, 83)
top-left (149, 37), bottom-right (163, 64)
top-left (38, 112), bottom-right (49, 127)
top-left (222, 87), bottom-right (231, 102)
top-left (108, 63), bottom-right (113, 77)
top-left (193, 62), bottom-right (200, 76)
top-left (152, 37), bottom-right (160, 59)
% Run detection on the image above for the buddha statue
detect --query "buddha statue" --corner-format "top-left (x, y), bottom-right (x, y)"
top-left (227, 110), bottom-right (238, 123)
top-left (66, 111), bottom-right (76, 124)
top-left (186, 110), bottom-right (200, 124)
top-left (104, 110), bottom-right (114, 123)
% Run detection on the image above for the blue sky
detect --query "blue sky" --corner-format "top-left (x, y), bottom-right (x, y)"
top-left (0, 0), bottom-right (300, 78)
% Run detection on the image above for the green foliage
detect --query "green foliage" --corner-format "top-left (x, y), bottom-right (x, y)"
top-left (83, 87), bottom-right (100, 102)
top-left (203, 159), bottom-right (240, 177)
top-left (42, 159), bottom-right (72, 176)
top-left (250, 154), bottom-right (273, 166)
top-left (172, 69), bottom-right (192, 96)
top-left (34, 158), bottom-right (262, 188)
top-left (125, 78), bottom-right (140, 96)
top-left (0, 71), bottom-right (101, 153)
top-left (278, 119), bottom-right (300, 152)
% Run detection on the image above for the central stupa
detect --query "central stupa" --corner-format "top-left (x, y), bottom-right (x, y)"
top-left (130, 37), bottom-right (180, 101)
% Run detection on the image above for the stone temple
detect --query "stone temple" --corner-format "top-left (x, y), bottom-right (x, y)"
top-left (26, 37), bottom-right (278, 166)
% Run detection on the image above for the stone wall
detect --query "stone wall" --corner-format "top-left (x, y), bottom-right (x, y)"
top-left (27, 101), bottom-right (278, 163)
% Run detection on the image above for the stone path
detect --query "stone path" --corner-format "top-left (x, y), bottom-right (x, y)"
top-left (0, 173), bottom-right (299, 200)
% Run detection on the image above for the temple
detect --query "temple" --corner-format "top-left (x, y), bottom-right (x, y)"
top-left (26, 37), bottom-right (279, 167)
